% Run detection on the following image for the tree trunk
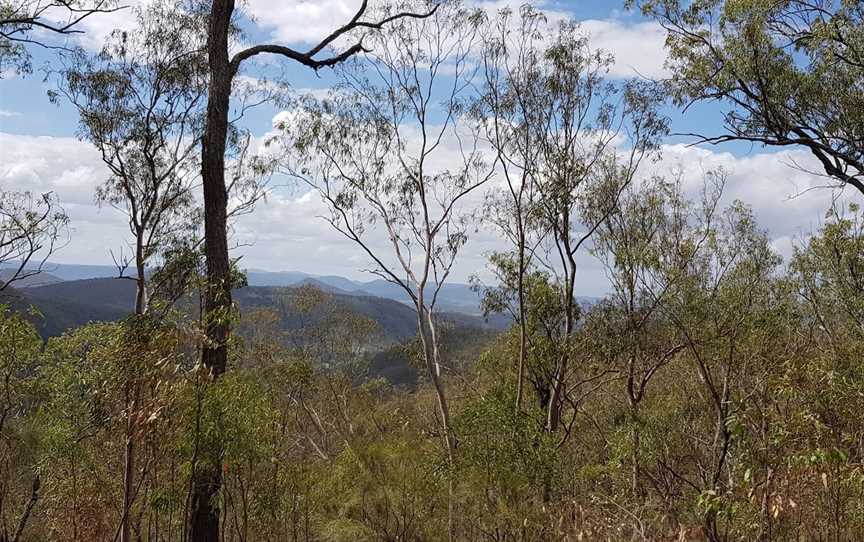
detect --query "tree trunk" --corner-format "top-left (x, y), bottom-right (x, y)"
top-left (419, 307), bottom-right (454, 454)
top-left (417, 305), bottom-right (455, 541)
top-left (190, 0), bottom-right (234, 540)
top-left (11, 476), bottom-right (39, 542)
top-left (546, 260), bottom-right (576, 433)
top-left (134, 241), bottom-right (148, 315)
top-left (630, 407), bottom-right (641, 497)
top-left (542, 251), bottom-right (577, 502)
top-left (515, 239), bottom-right (526, 415)
top-left (627, 358), bottom-right (643, 497)
top-left (121, 249), bottom-right (148, 542)
top-left (200, 0), bottom-right (233, 380)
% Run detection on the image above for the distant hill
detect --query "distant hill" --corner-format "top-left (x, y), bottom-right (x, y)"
top-left (0, 277), bottom-right (508, 384)
top-left (1, 278), bottom-right (505, 339)
top-left (0, 278), bottom-right (136, 337)
top-left (245, 269), bottom-right (361, 292)
top-left (1, 261), bottom-right (599, 316)
top-left (0, 270), bottom-right (64, 288)
top-left (233, 285), bottom-right (422, 341)
top-left (0, 262), bottom-right (492, 313)
top-left (0, 262), bottom-right (119, 281)
top-left (246, 271), bottom-right (600, 314)
top-left (287, 277), bottom-right (360, 296)
top-left (244, 269), bottom-right (483, 313)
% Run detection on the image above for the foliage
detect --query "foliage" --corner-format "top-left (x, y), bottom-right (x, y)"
top-left (0, 0), bottom-right (117, 76)
top-left (4, 190), bottom-right (864, 542)
top-left (0, 190), bottom-right (68, 291)
top-left (634, 0), bottom-right (864, 193)
top-left (4, 1), bottom-right (864, 540)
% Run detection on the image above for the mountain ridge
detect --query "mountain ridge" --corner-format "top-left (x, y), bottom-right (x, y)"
top-left (1, 262), bottom-right (599, 315)
top-left (0, 276), bottom-right (508, 340)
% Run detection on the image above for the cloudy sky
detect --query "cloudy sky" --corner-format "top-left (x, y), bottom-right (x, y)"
top-left (0, 0), bottom-right (853, 295)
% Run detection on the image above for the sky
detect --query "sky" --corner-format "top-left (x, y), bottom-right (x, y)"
top-left (0, 0), bottom-right (855, 296)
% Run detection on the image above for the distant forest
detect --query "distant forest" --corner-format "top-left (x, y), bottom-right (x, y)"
top-left (1, 1), bottom-right (863, 541)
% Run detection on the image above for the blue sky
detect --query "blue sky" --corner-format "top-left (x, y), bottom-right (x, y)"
top-left (0, 0), bottom-right (724, 140)
top-left (0, 0), bottom-right (850, 295)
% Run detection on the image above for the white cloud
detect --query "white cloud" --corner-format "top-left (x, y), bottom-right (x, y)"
top-left (2, 116), bottom-right (850, 295)
top-left (470, 1), bottom-right (669, 78)
top-left (0, 109), bottom-right (20, 118)
top-left (243, 0), bottom-right (668, 79)
top-left (31, 0), bottom-right (669, 85)
top-left (68, 2), bottom-right (143, 51)
top-left (0, 132), bottom-right (131, 263)
top-left (0, 133), bottom-right (104, 203)
top-left (580, 19), bottom-right (668, 79)
top-left (646, 144), bottom-right (853, 261)
top-left (245, 0), bottom-right (360, 45)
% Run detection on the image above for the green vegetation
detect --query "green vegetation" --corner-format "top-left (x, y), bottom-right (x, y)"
top-left (1, 0), bottom-right (863, 540)
top-left (2, 198), bottom-right (864, 540)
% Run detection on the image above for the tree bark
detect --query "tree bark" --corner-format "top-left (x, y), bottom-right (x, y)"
top-left (121, 241), bottom-right (148, 542)
top-left (11, 476), bottom-right (39, 542)
top-left (200, 0), bottom-right (233, 379)
top-left (134, 239), bottom-right (148, 315)
top-left (190, 0), bottom-right (234, 540)
top-left (417, 305), bottom-right (455, 541)
top-left (546, 253), bottom-right (576, 433)
top-left (515, 237), bottom-right (526, 415)
top-left (629, 403), bottom-right (642, 497)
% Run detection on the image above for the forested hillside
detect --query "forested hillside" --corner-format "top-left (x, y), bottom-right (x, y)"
top-left (1, 1), bottom-right (863, 541)
top-left (0, 277), bottom-right (503, 340)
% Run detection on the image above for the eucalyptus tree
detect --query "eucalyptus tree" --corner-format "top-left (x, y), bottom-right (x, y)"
top-left (0, 0), bottom-right (118, 76)
top-left (634, 0), bottom-right (864, 195)
top-left (55, 0), bottom-right (207, 316)
top-left (474, 255), bottom-right (570, 418)
top-left (193, 1), bottom-right (436, 539)
top-left (472, 5), bottom-right (548, 414)
top-left (787, 204), bottom-right (864, 538)
top-left (499, 15), bottom-right (668, 437)
top-left (792, 203), bottom-right (864, 346)
top-left (52, 3), bottom-right (207, 539)
top-left (589, 173), bottom-right (721, 495)
top-left (654, 196), bottom-right (781, 540)
top-left (0, 307), bottom-right (43, 542)
top-left (272, 3), bottom-right (488, 535)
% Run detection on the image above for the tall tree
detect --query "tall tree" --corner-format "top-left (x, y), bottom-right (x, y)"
top-left (510, 17), bottom-right (667, 439)
top-left (472, 5), bottom-right (548, 414)
top-left (662, 199), bottom-right (780, 540)
top-left (272, 4), bottom-right (487, 536)
top-left (634, 0), bottom-right (864, 194)
top-left (193, 1), bottom-right (435, 540)
top-left (52, 3), bottom-right (207, 539)
top-left (55, 0), bottom-right (207, 316)
top-left (589, 173), bottom-right (721, 495)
